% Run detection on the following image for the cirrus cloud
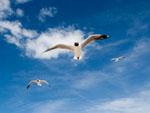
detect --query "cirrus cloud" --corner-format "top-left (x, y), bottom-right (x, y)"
top-left (0, 21), bottom-right (84, 59)
top-left (16, 0), bottom-right (31, 4)
top-left (0, 0), bottom-right (12, 19)
top-left (39, 7), bottom-right (57, 22)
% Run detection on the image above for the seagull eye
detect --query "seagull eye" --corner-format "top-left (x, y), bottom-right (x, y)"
top-left (74, 43), bottom-right (79, 46)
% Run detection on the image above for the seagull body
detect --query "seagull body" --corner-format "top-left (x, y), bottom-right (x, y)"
top-left (73, 43), bottom-right (82, 60)
top-left (111, 56), bottom-right (125, 62)
top-left (44, 34), bottom-right (110, 60)
top-left (27, 79), bottom-right (49, 90)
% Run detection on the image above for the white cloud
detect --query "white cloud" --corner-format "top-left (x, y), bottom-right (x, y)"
top-left (87, 89), bottom-right (150, 113)
top-left (127, 20), bottom-right (149, 37)
top-left (0, 0), bottom-right (12, 19)
top-left (31, 100), bottom-right (67, 113)
top-left (16, 8), bottom-right (24, 17)
top-left (72, 71), bottom-right (108, 90)
top-left (0, 20), bottom-right (38, 47)
top-left (4, 34), bottom-right (21, 47)
top-left (16, 0), bottom-right (31, 4)
top-left (0, 20), bottom-right (38, 39)
top-left (0, 20), bottom-right (84, 59)
top-left (129, 39), bottom-right (150, 58)
top-left (25, 27), bottom-right (84, 59)
top-left (39, 7), bottom-right (57, 22)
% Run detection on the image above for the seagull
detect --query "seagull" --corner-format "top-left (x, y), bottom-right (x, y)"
top-left (26, 79), bottom-right (49, 90)
top-left (44, 34), bottom-right (110, 60)
top-left (111, 56), bottom-right (125, 62)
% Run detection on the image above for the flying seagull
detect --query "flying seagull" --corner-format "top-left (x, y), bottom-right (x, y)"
top-left (26, 79), bottom-right (49, 90)
top-left (111, 56), bottom-right (125, 62)
top-left (44, 34), bottom-right (110, 60)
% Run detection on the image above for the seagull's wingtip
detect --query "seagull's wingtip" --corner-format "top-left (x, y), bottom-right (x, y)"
top-left (101, 34), bottom-right (111, 39)
top-left (26, 84), bottom-right (30, 89)
top-left (107, 35), bottom-right (111, 38)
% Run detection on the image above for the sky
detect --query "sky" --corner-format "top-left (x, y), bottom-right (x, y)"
top-left (0, 0), bottom-right (150, 113)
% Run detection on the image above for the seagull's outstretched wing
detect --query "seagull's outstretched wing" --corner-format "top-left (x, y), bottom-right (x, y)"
top-left (26, 80), bottom-right (37, 90)
top-left (44, 44), bottom-right (74, 53)
top-left (40, 80), bottom-right (49, 85)
top-left (119, 56), bottom-right (125, 59)
top-left (111, 56), bottom-right (125, 62)
top-left (111, 58), bottom-right (116, 61)
top-left (81, 34), bottom-right (110, 48)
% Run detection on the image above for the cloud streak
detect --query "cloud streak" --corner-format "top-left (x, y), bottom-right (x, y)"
top-left (16, 8), bottom-right (24, 17)
top-left (0, 0), bottom-right (12, 19)
top-left (39, 7), bottom-right (57, 22)
top-left (16, 0), bottom-right (31, 4)
top-left (71, 38), bottom-right (150, 91)
top-left (0, 20), bottom-right (85, 59)
top-left (87, 89), bottom-right (150, 113)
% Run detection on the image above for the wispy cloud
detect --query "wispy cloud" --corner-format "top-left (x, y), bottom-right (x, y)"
top-left (0, 0), bottom-right (12, 19)
top-left (4, 34), bottom-right (21, 47)
top-left (127, 19), bottom-right (149, 37)
top-left (71, 38), bottom-right (150, 91)
top-left (39, 7), bottom-right (57, 22)
top-left (70, 41), bottom-right (150, 113)
top-left (0, 21), bottom-right (38, 38)
top-left (0, 1), bottom-right (84, 60)
top-left (31, 100), bottom-right (67, 113)
top-left (0, 20), bottom-right (84, 59)
top-left (16, 8), bottom-right (24, 17)
top-left (87, 89), bottom-right (150, 113)
top-left (72, 71), bottom-right (109, 90)
top-left (16, 0), bottom-right (31, 4)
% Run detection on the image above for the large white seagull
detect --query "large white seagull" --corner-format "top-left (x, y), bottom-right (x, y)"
top-left (44, 34), bottom-right (110, 60)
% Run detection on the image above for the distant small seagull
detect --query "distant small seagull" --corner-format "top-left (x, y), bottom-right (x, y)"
top-left (26, 79), bottom-right (49, 90)
top-left (111, 56), bottom-right (125, 62)
top-left (44, 34), bottom-right (110, 60)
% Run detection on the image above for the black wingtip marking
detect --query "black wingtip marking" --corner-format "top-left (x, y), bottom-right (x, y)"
top-left (27, 85), bottom-right (30, 89)
top-left (100, 34), bottom-right (110, 40)
top-left (43, 49), bottom-right (48, 53)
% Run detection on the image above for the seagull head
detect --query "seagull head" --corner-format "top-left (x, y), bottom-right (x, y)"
top-left (37, 79), bottom-right (40, 82)
top-left (74, 42), bottom-right (79, 46)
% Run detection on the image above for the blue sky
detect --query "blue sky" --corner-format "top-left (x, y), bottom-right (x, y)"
top-left (0, 0), bottom-right (150, 113)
